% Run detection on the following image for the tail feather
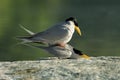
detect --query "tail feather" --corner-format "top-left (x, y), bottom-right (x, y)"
top-left (17, 24), bottom-right (34, 44)
top-left (19, 24), bottom-right (35, 35)
top-left (17, 24), bottom-right (47, 44)
top-left (17, 36), bottom-right (48, 45)
top-left (16, 36), bottom-right (32, 44)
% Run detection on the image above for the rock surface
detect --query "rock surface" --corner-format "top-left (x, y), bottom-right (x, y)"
top-left (0, 56), bottom-right (120, 80)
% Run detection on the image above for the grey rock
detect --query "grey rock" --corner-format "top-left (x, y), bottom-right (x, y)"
top-left (0, 56), bottom-right (120, 80)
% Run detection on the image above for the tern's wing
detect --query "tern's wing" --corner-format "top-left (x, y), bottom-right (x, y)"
top-left (30, 23), bottom-right (69, 42)
top-left (45, 45), bottom-right (72, 58)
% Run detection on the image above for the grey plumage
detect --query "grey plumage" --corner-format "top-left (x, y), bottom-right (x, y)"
top-left (17, 17), bottom-right (89, 59)
top-left (17, 17), bottom-right (81, 46)
top-left (27, 44), bottom-right (90, 59)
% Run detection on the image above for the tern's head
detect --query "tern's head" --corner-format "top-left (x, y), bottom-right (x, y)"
top-left (73, 48), bottom-right (90, 59)
top-left (65, 17), bottom-right (82, 36)
top-left (73, 48), bottom-right (83, 55)
top-left (65, 17), bottom-right (78, 26)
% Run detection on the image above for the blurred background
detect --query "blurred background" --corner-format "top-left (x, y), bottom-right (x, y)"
top-left (0, 0), bottom-right (120, 61)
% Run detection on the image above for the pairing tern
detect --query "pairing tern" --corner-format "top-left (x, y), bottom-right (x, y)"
top-left (18, 17), bottom-right (81, 47)
top-left (18, 23), bottom-right (90, 59)
top-left (27, 44), bottom-right (90, 59)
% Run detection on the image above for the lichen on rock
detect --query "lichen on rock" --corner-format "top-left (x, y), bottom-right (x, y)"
top-left (0, 56), bottom-right (120, 80)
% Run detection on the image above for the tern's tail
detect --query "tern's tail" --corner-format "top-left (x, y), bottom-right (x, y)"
top-left (19, 24), bottom-right (35, 35)
top-left (17, 36), bottom-right (33, 44)
top-left (17, 36), bottom-right (47, 45)
top-left (17, 24), bottom-right (34, 44)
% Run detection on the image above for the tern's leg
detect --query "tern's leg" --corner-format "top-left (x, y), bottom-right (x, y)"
top-left (56, 43), bottom-right (66, 47)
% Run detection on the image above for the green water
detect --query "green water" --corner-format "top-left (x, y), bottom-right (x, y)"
top-left (0, 0), bottom-right (120, 61)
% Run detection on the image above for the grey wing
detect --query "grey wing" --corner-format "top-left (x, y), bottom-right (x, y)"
top-left (30, 25), bottom-right (68, 43)
top-left (47, 46), bottom-right (72, 58)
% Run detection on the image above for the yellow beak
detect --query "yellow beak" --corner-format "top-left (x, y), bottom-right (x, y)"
top-left (75, 26), bottom-right (82, 36)
top-left (80, 54), bottom-right (90, 60)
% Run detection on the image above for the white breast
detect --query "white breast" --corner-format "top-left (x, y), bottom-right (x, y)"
top-left (61, 21), bottom-right (75, 43)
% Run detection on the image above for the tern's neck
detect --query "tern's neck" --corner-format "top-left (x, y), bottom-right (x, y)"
top-left (66, 21), bottom-right (75, 33)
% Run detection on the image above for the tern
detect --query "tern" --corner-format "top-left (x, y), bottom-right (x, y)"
top-left (26, 44), bottom-right (90, 59)
top-left (18, 25), bottom-right (89, 59)
top-left (18, 17), bottom-right (81, 47)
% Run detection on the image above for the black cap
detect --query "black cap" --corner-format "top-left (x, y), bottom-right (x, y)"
top-left (65, 17), bottom-right (75, 21)
top-left (73, 48), bottom-right (83, 55)
top-left (65, 17), bottom-right (78, 26)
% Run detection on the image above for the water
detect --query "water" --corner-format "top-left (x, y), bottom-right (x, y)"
top-left (0, 0), bottom-right (120, 61)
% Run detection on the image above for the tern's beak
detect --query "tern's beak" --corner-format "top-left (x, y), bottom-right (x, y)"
top-left (75, 26), bottom-right (82, 36)
top-left (80, 54), bottom-right (90, 60)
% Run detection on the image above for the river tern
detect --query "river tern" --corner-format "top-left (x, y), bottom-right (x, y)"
top-left (18, 17), bottom-right (81, 47)
top-left (26, 44), bottom-right (90, 59)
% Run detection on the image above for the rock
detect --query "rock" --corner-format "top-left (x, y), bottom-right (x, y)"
top-left (0, 56), bottom-right (120, 80)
